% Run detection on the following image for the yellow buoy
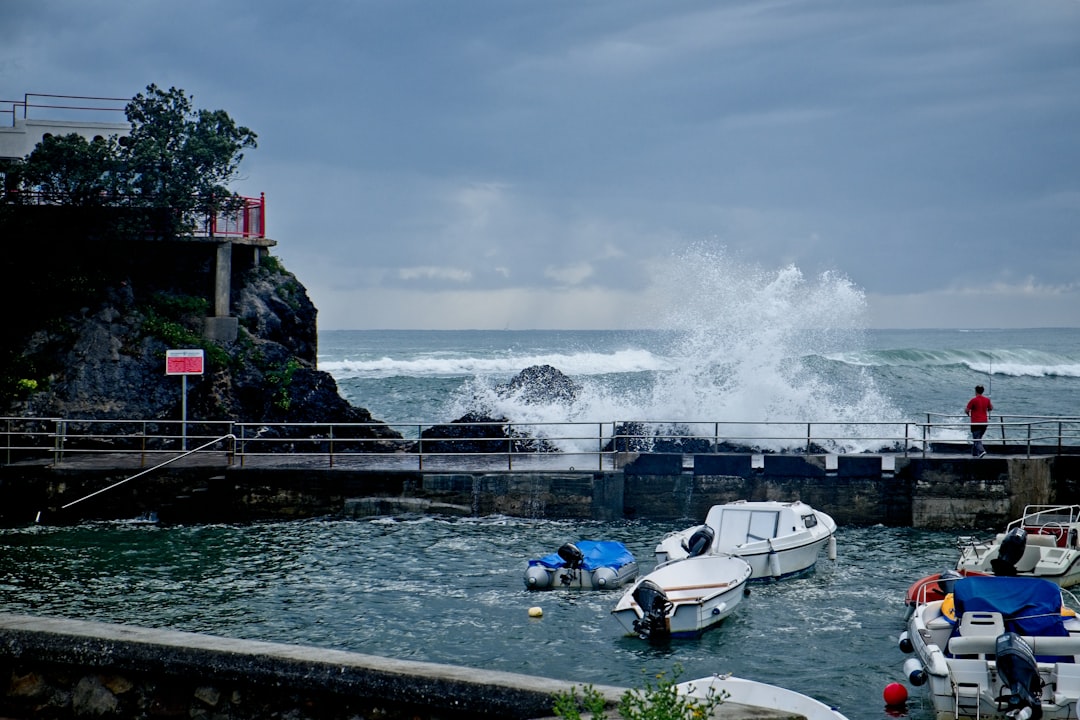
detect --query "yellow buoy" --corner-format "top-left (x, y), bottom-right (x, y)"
top-left (528, 606), bottom-right (543, 618)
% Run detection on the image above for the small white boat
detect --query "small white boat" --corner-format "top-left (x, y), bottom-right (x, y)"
top-left (901, 574), bottom-right (1080, 719)
top-left (654, 500), bottom-right (837, 581)
top-left (611, 554), bottom-right (752, 641)
top-left (524, 540), bottom-right (638, 590)
top-left (956, 505), bottom-right (1080, 588)
top-left (677, 674), bottom-right (850, 720)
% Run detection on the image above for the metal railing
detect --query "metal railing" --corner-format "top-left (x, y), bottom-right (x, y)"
top-left (2, 93), bottom-right (128, 127)
top-left (3, 415), bottom-right (1079, 472)
top-left (3, 191), bottom-right (267, 240)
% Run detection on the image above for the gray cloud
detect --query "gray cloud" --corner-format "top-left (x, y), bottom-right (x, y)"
top-left (3, 0), bottom-right (1078, 328)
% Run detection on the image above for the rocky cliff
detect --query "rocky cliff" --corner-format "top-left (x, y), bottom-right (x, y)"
top-left (1, 229), bottom-right (396, 441)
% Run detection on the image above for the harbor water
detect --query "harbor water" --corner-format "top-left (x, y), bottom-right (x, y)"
top-left (2, 516), bottom-right (969, 720)
top-left (3, 258), bottom-right (1078, 718)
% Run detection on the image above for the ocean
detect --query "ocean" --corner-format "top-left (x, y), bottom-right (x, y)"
top-left (320, 327), bottom-right (1080, 450)
top-left (3, 323), bottom-right (1079, 719)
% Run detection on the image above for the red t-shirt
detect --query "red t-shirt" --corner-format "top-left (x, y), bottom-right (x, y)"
top-left (966, 395), bottom-right (993, 424)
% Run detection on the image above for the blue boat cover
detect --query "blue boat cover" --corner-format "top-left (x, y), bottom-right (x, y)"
top-left (527, 540), bottom-right (635, 571)
top-left (953, 576), bottom-right (1068, 637)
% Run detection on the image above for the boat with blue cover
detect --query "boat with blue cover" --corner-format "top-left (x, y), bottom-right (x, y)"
top-left (524, 540), bottom-right (638, 590)
top-left (902, 574), bottom-right (1080, 719)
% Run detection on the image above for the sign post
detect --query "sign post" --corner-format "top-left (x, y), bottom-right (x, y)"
top-left (165, 349), bottom-right (205, 450)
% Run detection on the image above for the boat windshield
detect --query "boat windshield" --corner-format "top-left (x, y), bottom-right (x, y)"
top-left (711, 509), bottom-right (780, 548)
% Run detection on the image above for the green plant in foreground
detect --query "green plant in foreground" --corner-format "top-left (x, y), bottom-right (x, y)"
top-left (552, 684), bottom-right (609, 720)
top-left (552, 667), bottom-right (727, 720)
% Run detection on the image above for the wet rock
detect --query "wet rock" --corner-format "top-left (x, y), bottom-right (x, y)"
top-left (496, 364), bottom-right (581, 405)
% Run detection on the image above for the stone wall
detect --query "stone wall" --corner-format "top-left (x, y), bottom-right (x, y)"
top-left (1, 453), bottom-right (1075, 529)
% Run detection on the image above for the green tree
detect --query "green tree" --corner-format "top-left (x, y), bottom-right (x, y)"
top-left (118, 84), bottom-right (257, 234)
top-left (19, 133), bottom-right (121, 206)
top-left (8, 84), bottom-right (257, 237)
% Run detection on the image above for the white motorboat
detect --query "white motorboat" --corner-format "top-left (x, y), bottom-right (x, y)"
top-left (677, 674), bottom-right (850, 720)
top-left (654, 500), bottom-right (837, 581)
top-left (901, 574), bottom-right (1080, 719)
top-left (611, 554), bottom-right (752, 641)
top-left (524, 540), bottom-right (638, 590)
top-left (956, 505), bottom-right (1080, 588)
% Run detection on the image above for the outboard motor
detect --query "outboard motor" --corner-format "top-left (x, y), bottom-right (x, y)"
top-left (683, 525), bottom-right (715, 558)
top-left (631, 580), bottom-right (673, 642)
top-left (557, 542), bottom-right (585, 587)
top-left (557, 542), bottom-right (584, 569)
top-left (991, 528), bottom-right (1028, 576)
top-left (995, 632), bottom-right (1043, 720)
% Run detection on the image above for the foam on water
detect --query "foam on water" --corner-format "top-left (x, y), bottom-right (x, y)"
top-left (445, 245), bottom-right (908, 452)
top-left (320, 348), bottom-right (669, 379)
top-left (832, 347), bottom-right (1080, 378)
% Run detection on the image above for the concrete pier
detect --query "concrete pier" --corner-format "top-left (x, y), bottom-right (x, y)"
top-left (2, 450), bottom-right (1079, 529)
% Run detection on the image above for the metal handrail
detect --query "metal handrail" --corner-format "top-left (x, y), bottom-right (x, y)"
top-left (55, 433), bottom-right (236, 513)
top-left (3, 416), bottom-right (1078, 471)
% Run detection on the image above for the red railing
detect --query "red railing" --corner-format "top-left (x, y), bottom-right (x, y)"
top-left (3, 191), bottom-right (267, 240)
top-left (205, 193), bottom-right (266, 239)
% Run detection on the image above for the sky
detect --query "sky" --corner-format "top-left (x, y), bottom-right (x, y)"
top-left (2, 0), bottom-right (1078, 330)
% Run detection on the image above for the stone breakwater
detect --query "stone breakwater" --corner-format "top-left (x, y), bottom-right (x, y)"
top-left (0, 613), bottom-right (803, 720)
top-left (2, 450), bottom-right (1079, 528)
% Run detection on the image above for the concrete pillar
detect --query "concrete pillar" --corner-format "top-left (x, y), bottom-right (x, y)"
top-left (204, 240), bottom-right (238, 343)
top-left (214, 241), bottom-right (231, 317)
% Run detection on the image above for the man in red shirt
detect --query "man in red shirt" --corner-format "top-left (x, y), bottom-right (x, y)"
top-left (965, 384), bottom-right (993, 457)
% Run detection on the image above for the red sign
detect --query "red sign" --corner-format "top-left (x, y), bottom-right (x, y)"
top-left (166, 349), bottom-right (205, 375)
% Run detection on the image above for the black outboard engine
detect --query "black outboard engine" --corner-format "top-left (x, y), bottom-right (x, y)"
top-left (557, 542), bottom-right (585, 586)
top-left (995, 632), bottom-right (1043, 720)
top-left (557, 542), bottom-right (584, 569)
top-left (991, 528), bottom-right (1028, 576)
top-left (631, 580), bottom-right (673, 642)
top-left (683, 525), bottom-right (715, 558)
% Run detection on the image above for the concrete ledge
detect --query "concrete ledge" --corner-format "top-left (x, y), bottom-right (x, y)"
top-left (0, 613), bottom-right (613, 719)
top-left (0, 614), bottom-right (804, 719)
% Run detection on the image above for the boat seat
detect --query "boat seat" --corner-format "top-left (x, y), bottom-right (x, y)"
top-left (1053, 663), bottom-right (1080, 705)
top-left (959, 611), bottom-right (1005, 638)
top-left (1010, 546), bottom-right (1045, 574)
top-left (1028, 533), bottom-right (1060, 548)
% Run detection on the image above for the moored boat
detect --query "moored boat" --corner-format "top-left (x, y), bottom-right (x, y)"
top-left (611, 554), bottom-right (752, 641)
top-left (654, 499), bottom-right (837, 581)
top-left (955, 505), bottom-right (1080, 589)
top-left (524, 540), bottom-right (638, 590)
top-left (904, 568), bottom-right (989, 620)
top-left (677, 674), bottom-right (850, 720)
top-left (901, 574), bottom-right (1080, 719)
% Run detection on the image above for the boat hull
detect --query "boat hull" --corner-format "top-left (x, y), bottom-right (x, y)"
top-left (611, 555), bottom-right (752, 639)
top-left (524, 562), bottom-right (638, 590)
top-left (677, 675), bottom-right (850, 720)
top-left (654, 500), bottom-right (836, 581)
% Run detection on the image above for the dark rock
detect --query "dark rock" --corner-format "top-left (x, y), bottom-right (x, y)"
top-left (496, 364), bottom-right (580, 405)
top-left (0, 239), bottom-right (400, 447)
top-left (416, 412), bottom-right (559, 454)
